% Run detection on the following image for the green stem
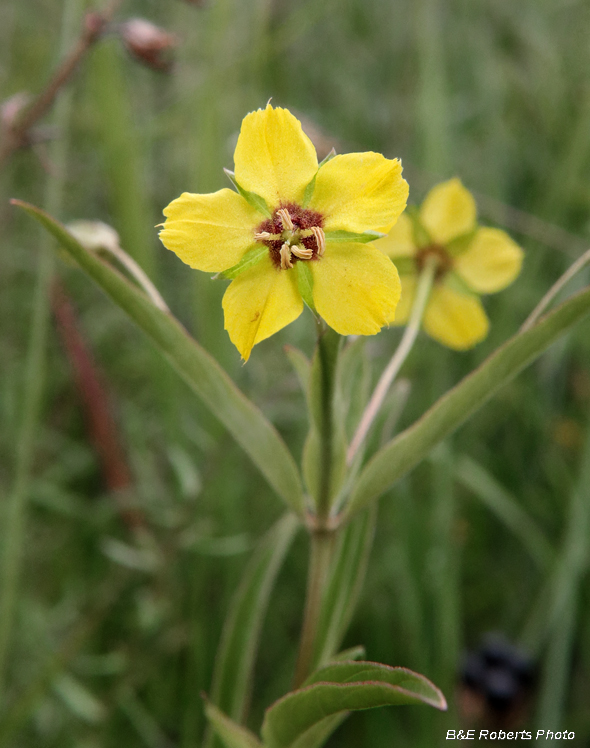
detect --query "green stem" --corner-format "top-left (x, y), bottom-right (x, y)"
top-left (293, 530), bottom-right (335, 689)
top-left (347, 256), bottom-right (437, 465)
top-left (316, 323), bottom-right (341, 522)
top-left (0, 0), bottom-right (81, 700)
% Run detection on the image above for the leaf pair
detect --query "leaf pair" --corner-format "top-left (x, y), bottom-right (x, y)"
top-left (205, 660), bottom-right (446, 748)
top-left (16, 201), bottom-right (590, 525)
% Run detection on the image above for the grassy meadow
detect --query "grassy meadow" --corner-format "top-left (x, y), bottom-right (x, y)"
top-left (2, 0), bottom-right (590, 745)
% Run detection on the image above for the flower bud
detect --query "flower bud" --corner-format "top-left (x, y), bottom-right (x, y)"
top-left (1, 92), bottom-right (30, 132)
top-left (67, 220), bottom-right (121, 254)
top-left (120, 18), bottom-right (177, 72)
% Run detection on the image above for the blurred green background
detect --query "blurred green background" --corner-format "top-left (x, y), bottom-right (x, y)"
top-left (2, 0), bottom-right (590, 745)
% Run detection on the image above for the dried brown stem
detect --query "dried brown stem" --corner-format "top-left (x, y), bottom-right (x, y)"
top-left (51, 279), bottom-right (144, 530)
top-left (0, 0), bottom-right (123, 169)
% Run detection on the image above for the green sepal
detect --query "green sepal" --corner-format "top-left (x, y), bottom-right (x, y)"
top-left (406, 205), bottom-right (431, 248)
top-left (324, 230), bottom-right (386, 244)
top-left (261, 662), bottom-right (446, 748)
top-left (224, 168), bottom-right (272, 219)
top-left (204, 702), bottom-right (262, 748)
top-left (296, 262), bottom-right (317, 313)
top-left (390, 257), bottom-right (416, 276)
top-left (301, 149), bottom-right (336, 208)
top-left (445, 228), bottom-right (478, 257)
top-left (221, 246), bottom-right (267, 280)
top-left (443, 270), bottom-right (477, 297)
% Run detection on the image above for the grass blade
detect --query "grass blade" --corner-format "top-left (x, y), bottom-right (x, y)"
top-left (453, 454), bottom-right (554, 571)
top-left (205, 513), bottom-right (299, 748)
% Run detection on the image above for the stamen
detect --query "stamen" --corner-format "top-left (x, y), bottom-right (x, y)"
top-left (277, 208), bottom-right (295, 233)
top-left (254, 231), bottom-right (281, 242)
top-left (291, 244), bottom-right (313, 260)
top-left (280, 242), bottom-right (293, 269)
top-left (311, 226), bottom-right (326, 256)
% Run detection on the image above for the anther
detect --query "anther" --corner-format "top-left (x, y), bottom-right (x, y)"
top-left (277, 208), bottom-right (295, 233)
top-left (254, 231), bottom-right (282, 242)
top-left (291, 244), bottom-right (313, 260)
top-left (311, 226), bottom-right (326, 256)
top-left (280, 243), bottom-right (293, 269)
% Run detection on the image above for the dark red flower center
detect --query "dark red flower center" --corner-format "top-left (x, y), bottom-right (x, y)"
top-left (255, 203), bottom-right (325, 269)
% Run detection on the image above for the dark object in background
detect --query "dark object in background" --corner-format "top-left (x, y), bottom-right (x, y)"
top-left (459, 633), bottom-right (534, 730)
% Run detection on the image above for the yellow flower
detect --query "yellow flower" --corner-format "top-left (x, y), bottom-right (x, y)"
top-left (159, 104), bottom-right (408, 360)
top-left (375, 178), bottom-right (523, 350)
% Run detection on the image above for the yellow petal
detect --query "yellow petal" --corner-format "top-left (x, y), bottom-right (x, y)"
top-left (388, 274), bottom-right (417, 325)
top-left (310, 243), bottom-right (401, 335)
top-left (233, 104), bottom-right (318, 208)
top-left (160, 189), bottom-right (261, 272)
top-left (309, 153), bottom-right (409, 234)
top-left (222, 255), bottom-right (303, 361)
top-left (374, 212), bottom-right (416, 258)
top-left (423, 283), bottom-right (489, 350)
top-left (454, 227), bottom-right (523, 294)
top-left (420, 178), bottom-right (477, 245)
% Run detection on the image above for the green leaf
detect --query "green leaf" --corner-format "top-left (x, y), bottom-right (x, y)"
top-left (324, 230), bottom-right (385, 244)
top-left (406, 205), bottom-right (430, 248)
top-left (13, 200), bottom-right (305, 517)
top-left (287, 714), bottom-right (347, 748)
top-left (262, 662), bottom-right (446, 748)
top-left (204, 703), bottom-right (262, 748)
top-left (391, 257), bottom-right (415, 275)
top-left (344, 285), bottom-right (590, 520)
top-left (296, 262), bottom-right (316, 313)
top-left (284, 346), bottom-right (311, 393)
top-left (205, 514), bottom-right (300, 748)
top-left (224, 169), bottom-right (272, 218)
top-left (311, 507), bottom-right (376, 670)
top-left (330, 646), bottom-right (366, 663)
top-left (222, 246), bottom-right (267, 280)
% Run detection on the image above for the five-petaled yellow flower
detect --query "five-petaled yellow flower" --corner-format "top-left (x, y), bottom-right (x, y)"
top-left (375, 178), bottom-right (524, 350)
top-left (159, 104), bottom-right (409, 360)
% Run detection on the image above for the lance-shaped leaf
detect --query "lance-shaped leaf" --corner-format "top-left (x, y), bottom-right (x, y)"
top-left (345, 286), bottom-right (590, 520)
top-left (204, 703), bottom-right (262, 748)
top-left (12, 200), bottom-right (305, 516)
top-left (262, 661), bottom-right (446, 748)
top-left (205, 514), bottom-right (300, 748)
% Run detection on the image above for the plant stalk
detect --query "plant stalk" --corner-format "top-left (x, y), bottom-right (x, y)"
top-left (316, 323), bottom-right (341, 523)
top-left (347, 257), bottom-right (437, 464)
top-left (293, 530), bottom-right (335, 689)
